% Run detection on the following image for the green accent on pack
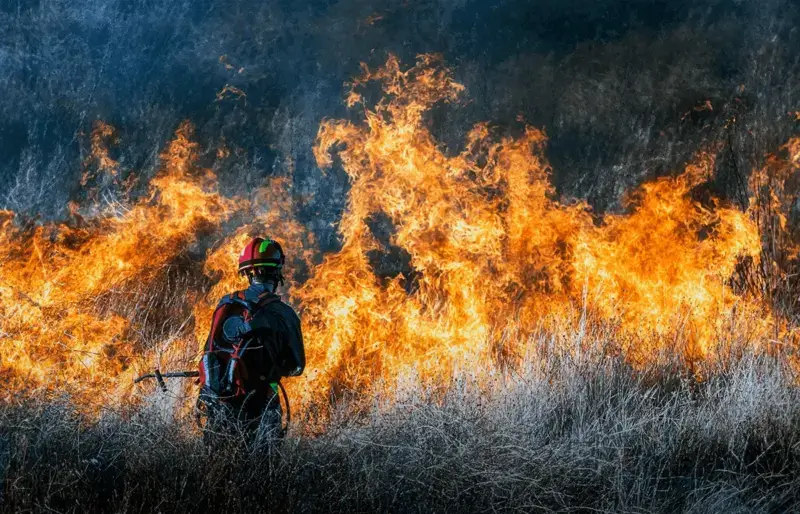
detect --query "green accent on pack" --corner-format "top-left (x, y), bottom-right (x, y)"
top-left (258, 239), bottom-right (272, 253)
top-left (270, 382), bottom-right (279, 394)
top-left (254, 262), bottom-right (279, 267)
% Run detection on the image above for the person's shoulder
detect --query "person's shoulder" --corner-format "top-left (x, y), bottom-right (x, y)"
top-left (215, 289), bottom-right (247, 308)
top-left (264, 297), bottom-right (300, 316)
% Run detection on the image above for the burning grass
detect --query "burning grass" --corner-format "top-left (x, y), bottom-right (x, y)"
top-left (2, 55), bottom-right (798, 413)
top-left (2, 53), bottom-right (800, 512)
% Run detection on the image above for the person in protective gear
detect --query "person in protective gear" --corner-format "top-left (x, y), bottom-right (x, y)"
top-left (198, 237), bottom-right (305, 440)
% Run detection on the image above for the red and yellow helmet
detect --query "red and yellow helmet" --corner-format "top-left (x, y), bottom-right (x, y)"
top-left (238, 237), bottom-right (285, 275)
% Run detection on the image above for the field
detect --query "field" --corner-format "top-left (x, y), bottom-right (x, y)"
top-left (2, 1), bottom-right (800, 512)
top-left (3, 339), bottom-right (800, 513)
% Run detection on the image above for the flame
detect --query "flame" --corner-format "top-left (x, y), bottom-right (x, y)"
top-left (81, 120), bottom-right (119, 186)
top-left (299, 56), bottom-right (765, 402)
top-left (216, 85), bottom-right (247, 103)
top-left (0, 122), bottom-right (233, 404)
top-left (0, 55), bottom-right (795, 415)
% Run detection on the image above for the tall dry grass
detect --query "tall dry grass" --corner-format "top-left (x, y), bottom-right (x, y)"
top-left (2, 327), bottom-right (799, 514)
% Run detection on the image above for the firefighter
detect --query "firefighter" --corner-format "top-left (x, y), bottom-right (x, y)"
top-left (198, 237), bottom-right (305, 440)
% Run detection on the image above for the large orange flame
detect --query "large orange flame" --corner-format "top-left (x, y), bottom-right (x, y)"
top-left (0, 122), bottom-right (234, 404)
top-left (298, 55), bottom-right (766, 404)
top-left (0, 55), bottom-right (794, 415)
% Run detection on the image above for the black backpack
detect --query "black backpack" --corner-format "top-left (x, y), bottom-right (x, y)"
top-left (198, 294), bottom-right (282, 404)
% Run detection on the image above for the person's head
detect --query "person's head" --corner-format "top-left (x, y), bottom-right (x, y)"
top-left (238, 237), bottom-right (285, 291)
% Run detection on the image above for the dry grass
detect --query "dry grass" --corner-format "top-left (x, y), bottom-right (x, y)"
top-left (2, 337), bottom-right (799, 514)
top-left (2, 2), bottom-right (800, 512)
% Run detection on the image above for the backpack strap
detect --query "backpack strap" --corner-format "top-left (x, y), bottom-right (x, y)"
top-left (255, 293), bottom-right (281, 310)
top-left (227, 293), bottom-right (279, 319)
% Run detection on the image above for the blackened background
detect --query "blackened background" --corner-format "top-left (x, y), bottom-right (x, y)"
top-left (0, 0), bottom-right (797, 251)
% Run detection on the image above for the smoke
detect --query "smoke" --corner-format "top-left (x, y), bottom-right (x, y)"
top-left (0, 0), bottom-right (798, 233)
